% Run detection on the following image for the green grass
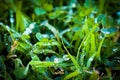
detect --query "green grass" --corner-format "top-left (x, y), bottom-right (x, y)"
top-left (0, 0), bottom-right (120, 80)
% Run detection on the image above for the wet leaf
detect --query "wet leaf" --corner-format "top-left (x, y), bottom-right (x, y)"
top-left (30, 61), bottom-right (55, 67)
top-left (36, 32), bottom-right (42, 41)
top-left (101, 28), bottom-right (117, 35)
top-left (34, 7), bottom-right (46, 16)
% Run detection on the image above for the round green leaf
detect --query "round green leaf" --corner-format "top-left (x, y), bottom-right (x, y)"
top-left (34, 7), bottom-right (46, 16)
top-left (101, 28), bottom-right (117, 35)
top-left (43, 3), bottom-right (53, 11)
top-left (36, 32), bottom-right (42, 41)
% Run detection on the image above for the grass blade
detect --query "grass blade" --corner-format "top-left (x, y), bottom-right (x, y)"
top-left (64, 70), bottom-right (81, 80)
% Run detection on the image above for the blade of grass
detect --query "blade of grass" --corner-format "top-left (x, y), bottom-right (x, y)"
top-left (64, 70), bottom-right (82, 80)
top-left (24, 64), bottom-right (29, 75)
top-left (16, 1), bottom-right (22, 32)
top-left (41, 20), bottom-right (60, 43)
top-left (77, 23), bottom-right (99, 62)
top-left (95, 35), bottom-right (106, 60)
top-left (29, 61), bottom-right (55, 67)
top-left (16, 1), bottom-right (29, 33)
top-left (62, 41), bottom-right (80, 69)
top-left (90, 33), bottom-right (96, 56)
top-left (105, 68), bottom-right (112, 80)
top-left (98, 0), bottom-right (105, 15)
top-left (86, 52), bottom-right (96, 68)
top-left (62, 40), bottom-right (83, 75)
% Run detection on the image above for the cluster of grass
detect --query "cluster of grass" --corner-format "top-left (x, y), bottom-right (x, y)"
top-left (0, 0), bottom-right (120, 80)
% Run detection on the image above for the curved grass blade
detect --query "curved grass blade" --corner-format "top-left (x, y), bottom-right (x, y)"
top-left (64, 70), bottom-right (81, 80)
top-left (62, 40), bottom-right (83, 76)
top-left (40, 20), bottom-right (60, 43)
top-left (29, 61), bottom-right (55, 67)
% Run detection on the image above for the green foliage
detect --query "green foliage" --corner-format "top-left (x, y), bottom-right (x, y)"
top-left (0, 0), bottom-right (120, 80)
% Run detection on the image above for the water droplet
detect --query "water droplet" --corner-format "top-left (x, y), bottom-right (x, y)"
top-left (26, 28), bottom-right (32, 33)
top-left (90, 14), bottom-right (94, 18)
top-left (23, 31), bottom-right (29, 35)
top-left (69, 9), bottom-right (73, 14)
top-left (54, 58), bottom-right (59, 63)
top-left (95, 18), bottom-right (97, 23)
top-left (29, 22), bottom-right (35, 29)
top-left (51, 42), bottom-right (57, 45)
top-left (47, 43), bottom-right (50, 46)
top-left (118, 60), bottom-right (120, 63)
top-left (84, 42), bottom-right (86, 45)
top-left (23, 28), bottom-right (32, 35)
top-left (23, 29), bottom-right (31, 35)
top-left (42, 34), bottom-right (49, 38)
top-left (71, 3), bottom-right (76, 8)
top-left (50, 34), bottom-right (54, 38)
top-left (6, 25), bottom-right (10, 31)
top-left (112, 48), bottom-right (118, 52)
top-left (89, 58), bottom-right (93, 61)
top-left (40, 50), bottom-right (45, 53)
top-left (104, 31), bottom-right (110, 34)
top-left (5, 43), bottom-right (8, 46)
top-left (6, 25), bottom-right (10, 29)
top-left (46, 57), bottom-right (50, 61)
top-left (0, 22), bottom-right (3, 25)
top-left (100, 35), bottom-right (103, 39)
top-left (117, 19), bottom-right (120, 24)
top-left (117, 11), bottom-right (120, 16)
top-left (10, 18), bottom-right (14, 23)
top-left (63, 55), bottom-right (69, 61)
top-left (23, 18), bottom-right (29, 27)
top-left (41, 20), bottom-right (48, 26)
